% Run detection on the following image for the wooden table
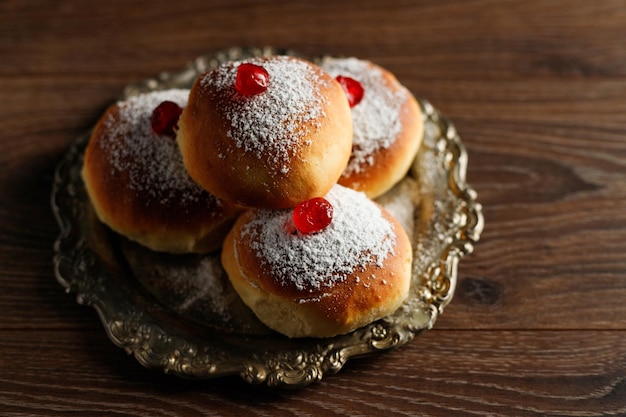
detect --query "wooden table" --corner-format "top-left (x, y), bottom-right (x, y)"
top-left (2, 1), bottom-right (625, 415)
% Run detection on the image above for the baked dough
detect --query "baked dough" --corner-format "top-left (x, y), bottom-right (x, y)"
top-left (221, 185), bottom-right (412, 338)
top-left (177, 56), bottom-right (353, 209)
top-left (82, 89), bottom-right (241, 253)
top-left (321, 57), bottom-right (424, 198)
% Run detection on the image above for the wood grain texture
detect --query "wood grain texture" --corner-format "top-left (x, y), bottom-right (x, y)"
top-left (1, 329), bottom-right (625, 416)
top-left (1, 0), bottom-right (625, 415)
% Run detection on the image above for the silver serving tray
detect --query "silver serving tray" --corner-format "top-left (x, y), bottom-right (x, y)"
top-left (51, 47), bottom-right (484, 388)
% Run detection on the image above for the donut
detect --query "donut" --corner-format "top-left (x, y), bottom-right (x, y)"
top-left (81, 89), bottom-right (242, 254)
top-left (320, 57), bottom-right (424, 198)
top-left (221, 185), bottom-right (413, 338)
top-left (177, 55), bottom-right (353, 209)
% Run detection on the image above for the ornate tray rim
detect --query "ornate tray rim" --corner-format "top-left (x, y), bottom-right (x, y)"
top-left (51, 47), bottom-right (484, 388)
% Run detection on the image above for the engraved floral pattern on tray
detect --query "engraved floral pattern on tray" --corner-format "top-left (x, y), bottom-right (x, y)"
top-left (51, 47), bottom-right (484, 388)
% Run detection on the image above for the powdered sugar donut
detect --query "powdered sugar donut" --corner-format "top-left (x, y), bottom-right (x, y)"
top-left (321, 57), bottom-right (424, 198)
top-left (221, 185), bottom-right (412, 338)
top-left (177, 55), bottom-right (353, 209)
top-left (82, 89), bottom-right (242, 253)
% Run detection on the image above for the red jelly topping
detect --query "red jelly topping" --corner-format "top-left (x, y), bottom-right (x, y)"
top-left (293, 197), bottom-right (334, 234)
top-left (235, 63), bottom-right (270, 96)
top-left (336, 75), bottom-right (364, 107)
top-left (150, 101), bottom-right (183, 138)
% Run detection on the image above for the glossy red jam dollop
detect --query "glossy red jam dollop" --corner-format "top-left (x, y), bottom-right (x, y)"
top-left (293, 197), bottom-right (334, 234)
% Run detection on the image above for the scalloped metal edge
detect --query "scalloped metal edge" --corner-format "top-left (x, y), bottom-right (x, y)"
top-left (51, 47), bottom-right (484, 388)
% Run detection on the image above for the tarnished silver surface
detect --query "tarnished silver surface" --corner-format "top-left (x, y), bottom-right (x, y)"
top-left (51, 47), bottom-right (484, 388)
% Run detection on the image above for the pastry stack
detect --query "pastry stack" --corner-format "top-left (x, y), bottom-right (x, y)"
top-left (82, 54), bottom-right (424, 338)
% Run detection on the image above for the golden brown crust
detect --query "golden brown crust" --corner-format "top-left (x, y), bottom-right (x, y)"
top-left (82, 92), bottom-right (242, 253)
top-left (322, 58), bottom-right (424, 199)
top-left (221, 194), bottom-right (412, 338)
top-left (339, 92), bottom-right (423, 198)
top-left (177, 56), bottom-right (353, 209)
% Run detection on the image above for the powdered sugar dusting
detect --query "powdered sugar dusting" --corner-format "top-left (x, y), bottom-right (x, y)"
top-left (241, 185), bottom-right (396, 292)
top-left (321, 57), bottom-right (409, 175)
top-left (376, 177), bottom-right (420, 242)
top-left (149, 255), bottom-right (231, 321)
top-left (201, 56), bottom-right (328, 174)
top-left (98, 89), bottom-right (208, 205)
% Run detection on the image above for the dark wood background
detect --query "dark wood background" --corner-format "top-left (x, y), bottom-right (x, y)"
top-left (2, 1), bottom-right (625, 415)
